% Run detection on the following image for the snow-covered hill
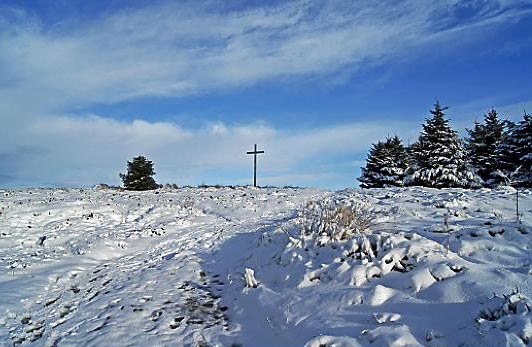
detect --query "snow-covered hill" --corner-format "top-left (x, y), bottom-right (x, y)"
top-left (0, 186), bottom-right (531, 346)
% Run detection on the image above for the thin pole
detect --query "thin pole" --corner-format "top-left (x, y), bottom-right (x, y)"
top-left (517, 188), bottom-right (520, 224)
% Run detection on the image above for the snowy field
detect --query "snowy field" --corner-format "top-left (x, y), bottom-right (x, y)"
top-left (0, 186), bottom-right (531, 347)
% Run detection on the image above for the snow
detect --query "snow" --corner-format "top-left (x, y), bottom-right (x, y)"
top-left (0, 186), bottom-right (531, 346)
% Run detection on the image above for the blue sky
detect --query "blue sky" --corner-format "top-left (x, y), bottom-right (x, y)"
top-left (1, 0), bottom-right (532, 189)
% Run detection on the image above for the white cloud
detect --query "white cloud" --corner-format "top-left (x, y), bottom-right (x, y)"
top-left (208, 122), bottom-right (229, 136)
top-left (34, 116), bottom-right (191, 149)
top-left (0, 114), bottom-right (415, 187)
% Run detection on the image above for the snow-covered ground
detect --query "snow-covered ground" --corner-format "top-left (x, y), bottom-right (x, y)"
top-left (0, 186), bottom-right (531, 346)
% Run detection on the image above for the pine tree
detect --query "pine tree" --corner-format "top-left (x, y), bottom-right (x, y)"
top-left (120, 156), bottom-right (158, 191)
top-left (466, 108), bottom-right (505, 186)
top-left (358, 135), bottom-right (408, 188)
top-left (513, 112), bottom-right (532, 186)
top-left (491, 119), bottom-right (520, 186)
top-left (405, 101), bottom-right (480, 188)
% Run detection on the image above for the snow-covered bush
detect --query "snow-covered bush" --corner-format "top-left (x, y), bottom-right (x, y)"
top-left (281, 195), bottom-right (470, 291)
top-left (297, 197), bottom-right (377, 243)
top-left (244, 268), bottom-right (259, 288)
top-left (282, 220), bottom-right (469, 291)
top-left (478, 290), bottom-right (530, 322)
top-left (477, 289), bottom-right (532, 346)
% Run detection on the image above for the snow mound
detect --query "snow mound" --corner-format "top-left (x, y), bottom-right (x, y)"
top-left (475, 290), bottom-right (532, 346)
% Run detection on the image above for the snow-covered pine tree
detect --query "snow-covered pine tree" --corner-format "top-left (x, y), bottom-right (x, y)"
top-left (466, 108), bottom-right (505, 186)
top-left (358, 135), bottom-right (408, 188)
top-left (513, 112), bottom-right (532, 187)
top-left (491, 119), bottom-right (520, 186)
top-left (404, 101), bottom-right (480, 188)
top-left (466, 120), bottom-right (486, 173)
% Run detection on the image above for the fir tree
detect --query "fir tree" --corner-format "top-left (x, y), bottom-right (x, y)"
top-left (466, 108), bottom-right (505, 186)
top-left (405, 101), bottom-right (480, 188)
top-left (491, 119), bottom-right (520, 186)
top-left (513, 112), bottom-right (532, 186)
top-left (120, 156), bottom-right (158, 191)
top-left (358, 135), bottom-right (408, 188)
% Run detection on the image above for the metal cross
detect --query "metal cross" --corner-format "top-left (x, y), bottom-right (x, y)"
top-left (246, 144), bottom-right (265, 187)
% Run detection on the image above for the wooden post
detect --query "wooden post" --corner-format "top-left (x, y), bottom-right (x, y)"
top-left (246, 144), bottom-right (265, 187)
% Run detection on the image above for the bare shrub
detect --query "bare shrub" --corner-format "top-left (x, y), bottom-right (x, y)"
top-left (297, 197), bottom-right (377, 242)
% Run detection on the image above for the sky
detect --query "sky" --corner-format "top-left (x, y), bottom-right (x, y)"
top-left (1, 0), bottom-right (532, 190)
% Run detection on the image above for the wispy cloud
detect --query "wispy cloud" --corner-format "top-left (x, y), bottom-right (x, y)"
top-left (497, 100), bottom-right (532, 118)
top-left (1, 0), bottom-right (531, 112)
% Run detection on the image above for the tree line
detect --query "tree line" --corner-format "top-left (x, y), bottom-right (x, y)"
top-left (117, 101), bottom-right (530, 191)
top-left (358, 101), bottom-right (531, 189)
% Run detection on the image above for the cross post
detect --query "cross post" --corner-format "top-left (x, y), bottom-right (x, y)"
top-left (246, 144), bottom-right (265, 187)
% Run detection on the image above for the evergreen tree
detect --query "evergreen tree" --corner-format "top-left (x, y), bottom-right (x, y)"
top-left (120, 156), bottom-right (158, 191)
top-left (491, 119), bottom-right (520, 186)
top-left (513, 112), bottom-right (532, 186)
top-left (405, 101), bottom-right (480, 188)
top-left (466, 108), bottom-right (505, 185)
top-left (358, 135), bottom-right (408, 188)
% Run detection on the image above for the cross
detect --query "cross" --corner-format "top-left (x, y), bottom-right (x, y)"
top-left (246, 144), bottom-right (265, 187)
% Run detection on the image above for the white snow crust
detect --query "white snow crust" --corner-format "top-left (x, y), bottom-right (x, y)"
top-left (0, 186), bottom-right (531, 346)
